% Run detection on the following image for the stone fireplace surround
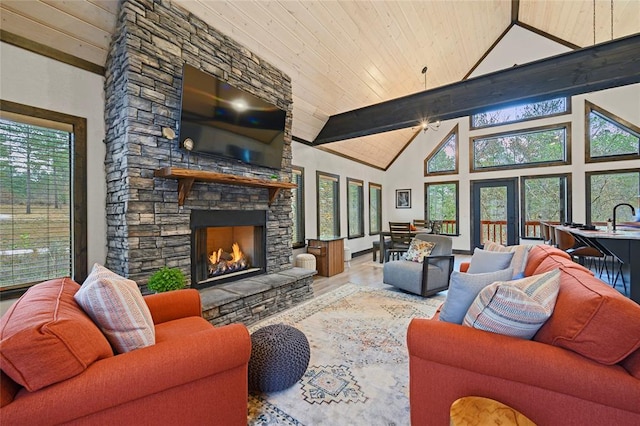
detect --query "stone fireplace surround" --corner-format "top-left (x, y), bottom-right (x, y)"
top-left (103, 0), bottom-right (313, 325)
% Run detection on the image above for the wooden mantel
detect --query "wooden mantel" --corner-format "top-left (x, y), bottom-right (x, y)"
top-left (154, 167), bottom-right (297, 206)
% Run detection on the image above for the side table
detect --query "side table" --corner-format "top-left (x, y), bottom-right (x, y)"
top-left (450, 396), bottom-right (536, 426)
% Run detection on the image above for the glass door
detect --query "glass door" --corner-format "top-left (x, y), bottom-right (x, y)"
top-left (471, 178), bottom-right (519, 249)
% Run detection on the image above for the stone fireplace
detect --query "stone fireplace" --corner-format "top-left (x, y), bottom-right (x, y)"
top-left (102, 0), bottom-right (313, 324)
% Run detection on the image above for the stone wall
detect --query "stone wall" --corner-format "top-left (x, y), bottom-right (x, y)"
top-left (103, 0), bottom-right (294, 288)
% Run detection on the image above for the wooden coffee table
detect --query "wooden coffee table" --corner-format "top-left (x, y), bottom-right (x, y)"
top-left (450, 396), bottom-right (536, 426)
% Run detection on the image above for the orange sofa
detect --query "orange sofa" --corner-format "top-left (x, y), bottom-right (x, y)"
top-left (0, 278), bottom-right (251, 425)
top-left (408, 245), bottom-right (640, 425)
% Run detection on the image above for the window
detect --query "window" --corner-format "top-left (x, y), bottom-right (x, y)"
top-left (425, 125), bottom-right (458, 175)
top-left (586, 169), bottom-right (639, 225)
top-left (0, 100), bottom-right (87, 295)
top-left (425, 182), bottom-right (459, 235)
top-left (369, 183), bottom-right (382, 235)
top-left (470, 97), bottom-right (568, 129)
top-left (317, 171), bottom-right (340, 238)
top-left (347, 178), bottom-right (364, 239)
top-left (521, 174), bottom-right (571, 238)
top-left (472, 124), bottom-right (570, 171)
top-left (291, 166), bottom-right (305, 249)
top-left (585, 101), bottom-right (640, 163)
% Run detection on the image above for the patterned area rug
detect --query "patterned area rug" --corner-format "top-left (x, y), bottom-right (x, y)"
top-left (247, 283), bottom-right (445, 425)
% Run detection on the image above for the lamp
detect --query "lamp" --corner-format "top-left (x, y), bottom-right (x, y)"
top-left (420, 66), bottom-right (440, 133)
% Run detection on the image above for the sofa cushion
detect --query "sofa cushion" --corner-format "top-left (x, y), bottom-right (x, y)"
top-left (0, 278), bottom-right (113, 391)
top-left (403, 238), bottom-right (436, 263)
top-left (463, 269), bottom-right (560, 339)
top-left (534, 266), bottom-right (640, 365)
top-left (439, 268), bottom-right (514, 324)
top-left (483, 241), bottom-right (532, 278)
top-left (466, 248), bottom-right (514, 274)
top-left (75, 264), bottom-right (155, 354)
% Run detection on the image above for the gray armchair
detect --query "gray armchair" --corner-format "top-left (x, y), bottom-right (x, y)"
top-left (382, 234), bottom-right (454, 297)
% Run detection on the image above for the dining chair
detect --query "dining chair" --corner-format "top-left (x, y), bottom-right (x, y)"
top-left (413, 219), bottom-right (428, 228)
top-left (555, 227), bottom-right (607, 278)
top-left (386, 222), bottom-right (412, 261)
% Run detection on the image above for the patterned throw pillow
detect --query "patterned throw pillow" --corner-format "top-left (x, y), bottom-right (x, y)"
top-left (75, 263), bottom-right (155, 353)
top-left (463, 269), bottom-right (560, 339)
top-left (403, 238), bottom-right (436, 263)
top-left (483, 240), bottom-right (532, 278)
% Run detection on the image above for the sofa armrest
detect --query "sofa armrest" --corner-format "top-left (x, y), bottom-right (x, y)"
top-left (407, 318), bottom-right (640, 413)
top-left (3, 323), bottom-right (251, 424)
top-left (144, 288), bottom-right (202, 324)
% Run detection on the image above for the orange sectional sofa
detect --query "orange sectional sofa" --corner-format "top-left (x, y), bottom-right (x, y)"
top-left (0, 278), bottom-right (251, 425)
top-left (408, 245), bottom-right (640, 425)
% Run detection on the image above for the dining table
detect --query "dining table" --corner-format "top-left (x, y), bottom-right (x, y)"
top-left (558, 225), bottom-right (640, 304)
top-left (378, 227), bottom-right (431, 263)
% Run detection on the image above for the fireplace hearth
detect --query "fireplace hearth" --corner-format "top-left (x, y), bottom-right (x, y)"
top-left (191, 210), bottom-right (267, 289)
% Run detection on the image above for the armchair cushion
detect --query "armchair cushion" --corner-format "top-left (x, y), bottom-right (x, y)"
top-left (439, 268), bottom-right (514, 324)
top-left (403, 238), bottom-right (436, 263)
top-left (463, 269), bottom-right (560, 339)
top-left (0, 278), bottom-right (113, 392)
top-left (75, 264), bottom-right (155, 354)
top-left (466, 248), bottom-right (514, 274)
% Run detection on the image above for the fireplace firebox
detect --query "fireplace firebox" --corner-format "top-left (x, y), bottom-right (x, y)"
top-left (191, 210), bottom-right (267, 289)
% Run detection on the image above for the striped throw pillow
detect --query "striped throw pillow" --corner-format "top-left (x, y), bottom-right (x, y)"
top-left (75, 263), bottom-right (155, 353)
top-left (463, 269), bottom-right (560, 340)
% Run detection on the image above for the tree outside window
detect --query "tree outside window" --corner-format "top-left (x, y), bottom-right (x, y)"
top-left (586, 101), bottom-right (640, 163)
top-left (369, 183), bottom-right (382, 235)
top-left (425, 182), bottom-right (458, 235)
top-left (521, 174), bottom-right (570, 238)
top-left (317, 171), bottom-right (340, 238)
top-left (587, 170), bottom-right (639, 225)
top-left (347, 178), bottom-right (364, 239)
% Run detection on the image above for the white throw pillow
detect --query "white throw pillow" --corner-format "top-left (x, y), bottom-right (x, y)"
top-left (439, 268), bottom-right (514, 324)
top-left (75, 263), bottom-right (155, 353)
top-left (463, 269), bottom-right (560, 340)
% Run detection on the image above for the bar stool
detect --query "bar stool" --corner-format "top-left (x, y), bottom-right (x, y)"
top-left (555, 228), bottom-right (607, 277)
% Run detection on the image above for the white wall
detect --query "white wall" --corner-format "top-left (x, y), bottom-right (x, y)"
top-left (0, 42), bottom-right (107, 313)
top-left (291, 141), bottom-right (386, 257)
top-left (384, 26), bottom-right (640, 252)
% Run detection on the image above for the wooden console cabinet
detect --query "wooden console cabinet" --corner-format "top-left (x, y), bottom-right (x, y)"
top-left (307, 237), bottom-right (344, 277)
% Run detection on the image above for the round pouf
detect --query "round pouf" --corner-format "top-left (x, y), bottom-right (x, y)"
top-left (248, 324), bottom-right (310, 392)
top-left (295, 253), bottom-right (316, 271)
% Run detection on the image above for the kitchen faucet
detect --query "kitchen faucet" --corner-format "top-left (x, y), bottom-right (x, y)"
top-left (612, 203), bottom-right (636, 232)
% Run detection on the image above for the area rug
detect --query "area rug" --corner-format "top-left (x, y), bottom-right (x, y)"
top-left (247, 283), bottom-right (445, 425)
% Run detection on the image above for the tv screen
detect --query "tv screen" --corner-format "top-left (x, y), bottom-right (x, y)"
top-left (178, 64), bottom-right (286, 170)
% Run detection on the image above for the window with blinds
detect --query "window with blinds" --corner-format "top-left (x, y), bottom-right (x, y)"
top-left (0, 110), bottom-right (74, 291)
top-left (291, 166), bottom-right (305, 248)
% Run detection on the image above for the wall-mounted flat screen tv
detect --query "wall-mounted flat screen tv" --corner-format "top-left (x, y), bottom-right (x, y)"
top-left (178, 64), bottom-right (286, 170)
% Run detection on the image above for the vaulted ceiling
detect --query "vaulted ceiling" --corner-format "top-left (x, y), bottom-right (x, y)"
top-left (1, 0), bottom-right (639, 169)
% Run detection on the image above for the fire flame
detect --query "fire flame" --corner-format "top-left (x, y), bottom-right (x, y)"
top-left (207, 242), bottom-right (249, 277)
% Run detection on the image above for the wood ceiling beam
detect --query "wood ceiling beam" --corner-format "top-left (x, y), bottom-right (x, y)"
top-left (313, 34), bottom-right (640, 145)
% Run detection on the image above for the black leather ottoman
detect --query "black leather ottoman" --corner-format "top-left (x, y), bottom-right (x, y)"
top-left (248, 323), bottom-right (310, 392)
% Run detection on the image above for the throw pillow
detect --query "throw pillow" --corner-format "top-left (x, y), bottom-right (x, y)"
top-left (439, 268), bottom-right (514, 324)
top-left (483, 240), bottom-right (532, 278)
top-left (75, 263), bottom-right (155, 353)
top-left (403, 238), bottom-right (436, 263)
top-left (463, 269), bottom-right (561, 339)
top-left (466, 247), bottom-right (514, 274)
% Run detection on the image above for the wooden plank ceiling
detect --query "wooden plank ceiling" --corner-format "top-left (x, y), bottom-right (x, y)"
top-left (1, 0), bottom-right (639, 170)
